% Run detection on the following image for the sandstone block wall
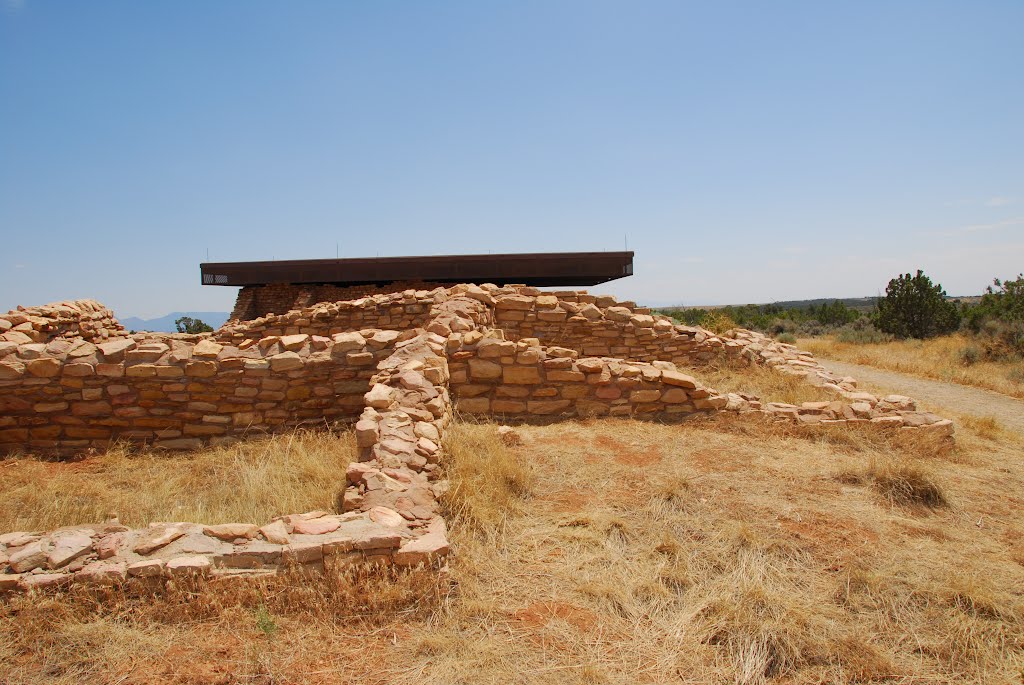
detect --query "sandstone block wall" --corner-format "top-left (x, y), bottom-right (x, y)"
top-left (229, 281), bottom-right (451, 321)
top-left (479, 287), bottom-right (722, 365)
top-left (0, 285), bottom-right (954, 456)
top-left (217, 289), bottom-right (450, 343)
top-left (1, 300), bottom-right (125, 345)
top-left (0, 330), bottom-right (403, 455)
top-left (446, 331), bottom-right (741, 421)
top-left (0, 511), bottom-right (432, 594)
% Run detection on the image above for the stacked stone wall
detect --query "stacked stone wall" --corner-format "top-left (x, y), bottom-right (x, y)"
top-left (218, 289), bottom-right (449, 343)
top-left (1, 300), bottom-right (125, 345)
top-left (230, 282), bottom-right (450, 321)
top-left (0, 330), bottom-right (403, 455)
top-left (447, 331), bottom-right (740, 420)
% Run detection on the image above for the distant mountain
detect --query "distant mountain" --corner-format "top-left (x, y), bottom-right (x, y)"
top-left (120, 312), bottom-right (230, 333)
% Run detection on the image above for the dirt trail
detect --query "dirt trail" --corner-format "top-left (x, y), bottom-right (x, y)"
top-left (820, 359), bottom-right (1024, 434)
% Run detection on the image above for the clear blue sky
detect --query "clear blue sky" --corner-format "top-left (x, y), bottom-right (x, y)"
top-left (2, 1), bottom-right (1022, 317)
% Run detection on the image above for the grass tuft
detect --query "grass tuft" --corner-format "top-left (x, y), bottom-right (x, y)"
top-left (440, 419), bottom-right (534, 535)
top-left (838, 458), bottom-right (948, 510)
top-left (691, 362), bottom-right (839, 406)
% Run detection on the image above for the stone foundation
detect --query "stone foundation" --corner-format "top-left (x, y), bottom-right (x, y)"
top-left (0, 284), bottom-right (953, 596)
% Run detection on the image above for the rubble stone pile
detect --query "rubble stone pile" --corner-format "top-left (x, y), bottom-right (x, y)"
top-left (1, 300), bottom-right (124, 345)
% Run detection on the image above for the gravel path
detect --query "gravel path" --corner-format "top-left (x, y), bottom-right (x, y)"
top-left (820, 359), bottom-right (1024, 434)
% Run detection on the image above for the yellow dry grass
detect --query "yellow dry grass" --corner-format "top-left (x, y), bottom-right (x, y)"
top-left (799, 333), bottom-right (1024, 399)
top-left (692, 361), bottom-right (838, 405)
top-left (3, 403), bottom-right (1024, 682)
top-left (0, 429), bottom-right (355, 530)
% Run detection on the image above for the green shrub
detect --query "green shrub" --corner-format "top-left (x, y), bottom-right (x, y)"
top-left (958, 345), bottom-right (982, 366)
top-left (978, 320), bottom-right (1024, 359)
top-left (963, 274), bottom-right (1024, 330)
top-left (175, 316), bottom-right (214, 334)
top-left (835, 318), bottom-right (893, 345)
top-left (776, 332), bottom-right (797, 344)
top-left (660, 300), bottom-right (860, 335)
top-left (702, 310), bottom-right (737, 334)
top-left (665, 308), bottom-right (709, 327)
top-left (961, 275), bottom-right (1024, 359)
top-left (873, 270), bottom-right (960, 339)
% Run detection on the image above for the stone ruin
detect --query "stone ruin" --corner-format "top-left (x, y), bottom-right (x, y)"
top-left (0, 285), bottom-right (953, 595)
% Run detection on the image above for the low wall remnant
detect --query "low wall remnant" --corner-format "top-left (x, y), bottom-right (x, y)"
top-left (0, 283), bottom-right (952, 595)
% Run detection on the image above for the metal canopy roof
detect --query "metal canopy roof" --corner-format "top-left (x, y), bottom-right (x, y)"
top-left (201, 251), bottom-right (634, 288)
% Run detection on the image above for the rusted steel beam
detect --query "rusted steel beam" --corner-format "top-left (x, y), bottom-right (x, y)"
top-left (201, 251), bottom-right (634, 288)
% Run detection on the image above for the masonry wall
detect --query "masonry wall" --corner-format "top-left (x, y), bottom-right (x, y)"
top-left (229, 282), bottom-right (451, 321)
top-left (217, 289), bottom-right (445, 343)
top-left (446, 331), bottom-right (738, 420)
top-left (0, 331), bottom-right (400, 455)
top-left (1, 299), bottom-right (125, 345)
top-left (449, 286), bottom-right (726, 367)
top-left (0, 330), bottom-right (456, 594)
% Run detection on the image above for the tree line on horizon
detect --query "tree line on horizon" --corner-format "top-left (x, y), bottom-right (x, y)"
top-left (658, 271), bottom-right (1024, 361)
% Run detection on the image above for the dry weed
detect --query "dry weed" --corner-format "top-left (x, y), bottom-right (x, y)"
top-left (3, 406), bottom-right (1024, 683)
top-left (0, 428), bottom-right (355, 530)
top-left (958, 413), bottom-right (1005, 441)
top-left (691, 362), bottom-right (838, 406)
top-left (441, 417), bottom-right (534, 535)
top-left (800, 333), bottom-right (1024, 399)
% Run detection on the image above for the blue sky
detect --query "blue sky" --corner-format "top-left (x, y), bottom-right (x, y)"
top-left (1, 1), bottom-right (1022, 317)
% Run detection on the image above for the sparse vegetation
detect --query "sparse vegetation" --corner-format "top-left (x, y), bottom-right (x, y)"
top-left (3, 393), bottom-right (1022, 683)
top-left (837, 457), bottom-right (948, 510)
top-left (659, 299), bottom-right (860, 337)
top-left (441, 418), bottom-right (534, 534)
top-left (691, 361), bottom-right (838, 406)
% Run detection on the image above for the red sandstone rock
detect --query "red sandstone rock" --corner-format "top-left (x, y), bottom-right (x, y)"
top-left (203, 524), bottom-right (258, 541)
top-left (9, 539), bottom-right (49, 573)
top-left (259, 520), bottom-right (290, 545)
top-left (46, 532), bottom-right (93, 569)
top-left (291, 517), bottom-right (341, 536)
top-left (166, 555), bottom-right (212, 577)
top-left (78, 560), bottom-right (127, 584)
top-left (134, 526), bottom-right (186, 555)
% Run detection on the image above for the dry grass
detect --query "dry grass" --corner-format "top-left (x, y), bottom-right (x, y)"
top-left (441, 415), bottom-right (534, 535)
top-left (0, 429), bottom-right (355, 530)
top-left (3, 398), bottom-right (1024, 682)
top-left (836, 457), bottom-right (948, 510)
top-left (693, 361), bottom-right (839, 405)
top-left (0, 566), bottom-right (444, 685)
top-left (958, 413), bottom-right (1006, 441)
top-left (799, 333), bottom-right (1024, 399)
